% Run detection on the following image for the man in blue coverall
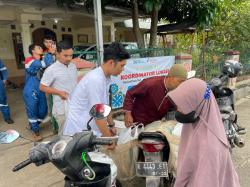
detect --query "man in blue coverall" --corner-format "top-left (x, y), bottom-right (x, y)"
top-left (23, 44), bottom-right (52, 141)
top-left (0, 59), bottom-right (14, 124)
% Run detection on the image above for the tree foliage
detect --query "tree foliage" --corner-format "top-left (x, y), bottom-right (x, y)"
top-left (158, 0), bottom-right (221, 29)
top-left (56, 0), bottom-right (224, 48)
top-left (173, 0), bottom-right (250, 72)
top-left (206, 0), bottom-right (250, 60)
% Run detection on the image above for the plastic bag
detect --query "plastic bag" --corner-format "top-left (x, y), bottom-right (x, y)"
top-left (172, 123), bottom-right (183, 137)
top-left (0, 129), bottom-right (19, 144)
top-left (117, 124), bottom-right (144, 145)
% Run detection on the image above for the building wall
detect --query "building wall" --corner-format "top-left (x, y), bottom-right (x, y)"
top-left (74, 27), bottom-right (97, 44)
top-left (0, 27), bottom-right (17, 60)
top-left (0, 21), bottom-right (115, 82)
top-left (0, 8), bottom-right (139, 84)
top-left (0, 26), bottom-right (25, 81)
top-left (115, 27), bottom-right (135, 42)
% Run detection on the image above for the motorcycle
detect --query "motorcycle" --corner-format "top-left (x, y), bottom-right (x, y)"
top-left (134, 120), bottom-right (177, 187)
top-left (134, 61), bottom-right (246, 187)
top-left (13, 104), bottom-right (121, 187)
top-left (209, 61), bottom-right (246, 148)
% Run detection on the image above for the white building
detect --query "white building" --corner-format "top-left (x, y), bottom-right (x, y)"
top-left (0, 0), bottom-right (149, 85)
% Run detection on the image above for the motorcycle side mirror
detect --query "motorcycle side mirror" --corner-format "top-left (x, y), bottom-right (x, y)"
top-left (89, 104), bottom-right (112, 120)
top-left (86, 104), bottom-right (111, 131)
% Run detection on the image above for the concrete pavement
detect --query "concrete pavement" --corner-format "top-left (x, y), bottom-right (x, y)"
top-left (232, 95), bottom-right (250, 187)
top-left (0, 88), bottom-right (64, 187)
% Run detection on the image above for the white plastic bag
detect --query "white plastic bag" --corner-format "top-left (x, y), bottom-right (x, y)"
top-left (117, 124), bottom-right (144, 145)
top-left (172, 123), bottom-right (183, 137)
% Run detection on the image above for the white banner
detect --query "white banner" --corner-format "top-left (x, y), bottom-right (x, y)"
top-left (110, 56), bottom-right (175, 109)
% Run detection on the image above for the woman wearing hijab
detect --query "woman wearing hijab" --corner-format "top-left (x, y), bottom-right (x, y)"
top-left (167, 78), bottom-right (240, 187)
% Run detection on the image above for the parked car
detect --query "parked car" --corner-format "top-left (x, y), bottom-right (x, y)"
top-left (74, 42), bottom-right (138, 61)
top-left (73, 44), bottom-right (92, 58)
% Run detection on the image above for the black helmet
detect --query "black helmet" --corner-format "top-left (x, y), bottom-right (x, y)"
top-left (222, 60), bottom-right (242, 78)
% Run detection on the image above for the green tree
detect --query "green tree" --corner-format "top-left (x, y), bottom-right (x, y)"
top-left (132, 0), bottom-right (145, 48)
top-left (159, 0), bottom-right (221, 29)
top-left (208, 0), bottom-right (250, 59)
top-left (56, 0), bottom-right (222, 48)
top-left (142, 0), bottom-right (163, 48)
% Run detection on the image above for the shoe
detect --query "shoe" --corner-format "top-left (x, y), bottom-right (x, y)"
top-left (5, 118), bottom-right (14, 124)
top-left (32, 132), bottom-right (43, 142)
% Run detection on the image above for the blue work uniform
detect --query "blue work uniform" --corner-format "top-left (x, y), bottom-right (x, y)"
top-left (0, 59), bottom-right (11, 121)
top-left (36, 53), bottom-right (54, 79)
top-left (23, 56), bottom-right (51, 133)
top-left (43, 52), bottom-right (54, 66)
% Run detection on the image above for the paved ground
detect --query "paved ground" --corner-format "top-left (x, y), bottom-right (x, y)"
top-left (0, 88), bottom-right (64, 187)
top-left (0, 88), bottom-right (249, 187)
top-left (232, 95), bottom-right (250, 187)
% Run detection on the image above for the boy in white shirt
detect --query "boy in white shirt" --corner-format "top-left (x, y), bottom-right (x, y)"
top-left (40, 41), bottom-right (77, 135)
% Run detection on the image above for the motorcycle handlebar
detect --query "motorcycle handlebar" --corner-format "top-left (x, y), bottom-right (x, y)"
top-left (12, 159), bottom-right (32, 172)
top-left (92, 138), bottom-right (113, 145)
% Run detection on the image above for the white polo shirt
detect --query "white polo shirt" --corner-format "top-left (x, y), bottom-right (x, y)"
top-left (41, 60), bottom-right (77, 116)
top-left (63, 67), bottom-right (111, 137)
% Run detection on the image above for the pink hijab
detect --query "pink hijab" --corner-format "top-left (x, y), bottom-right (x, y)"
top-left (167, 78), bottom-right (240, 187)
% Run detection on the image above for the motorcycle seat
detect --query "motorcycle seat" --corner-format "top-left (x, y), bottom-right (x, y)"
top-left (138, 131), bottom-right (166, 141)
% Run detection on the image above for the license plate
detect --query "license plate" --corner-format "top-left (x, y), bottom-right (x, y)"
top-left (136, 162), bottom-right (168, 177)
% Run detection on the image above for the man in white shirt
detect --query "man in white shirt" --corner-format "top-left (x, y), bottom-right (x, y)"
top-left (40, 41), bottom-right (77, 135)
top-left (63, 42), bottom-right (130, 139)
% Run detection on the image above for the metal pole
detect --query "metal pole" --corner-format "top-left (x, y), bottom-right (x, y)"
top-left (94, 0), bottom-right (104, 66)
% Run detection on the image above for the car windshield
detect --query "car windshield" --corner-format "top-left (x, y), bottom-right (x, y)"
top-left (75, 42), bottom-right (139, 60)
top-left (74, 45), bottom-right (90, 51)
